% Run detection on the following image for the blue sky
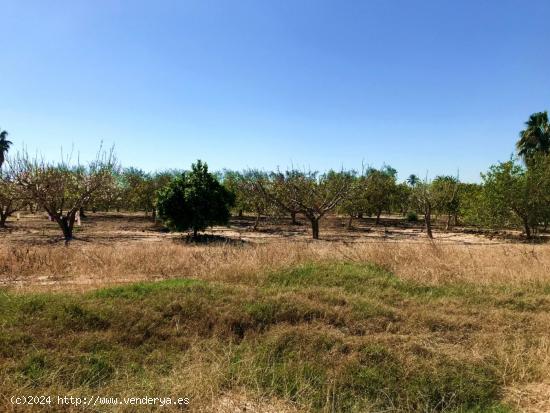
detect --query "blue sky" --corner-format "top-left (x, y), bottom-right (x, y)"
top-left (1, 0), bottom-right (549, 182)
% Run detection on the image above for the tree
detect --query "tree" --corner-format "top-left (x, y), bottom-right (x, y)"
top-left (119, 167), bottom-right (150, 213)
top-left (517, 111), bottom-right (550, 162)
top-left (222, 170), bottom-right (247, 217)
top-left (481, 156), bottom-right (550, 239)
top-left (431, 175), bottom-right (460, 230)
top-left (268, 170), bottom-right (303, 225)
top-left (456, 183), bottom-right (484, 227)
top-left (150, 171), bottom-right (176, 220)
top-left (391, 182), bottom-right (412, 216)
top-left (222, 170), bottom-right (272, 228)
top-left (364, 166), bottom-right (397, 225)
top-left (12, 148), bottom-right (117, 242)
top-left (257, 169), bottom-right (353, 239)
top-left (0, 129), bottom-right (12, 170)
top-left (157, 160), bottom-right (235, 237)
top-left (337, 174), bottom-right (367, 229)
top-left (241, 170), bottom-right (272, 229)
top-left (410, 180), bottom-right (436, 239)
top-left (407, 174), bottom-right (419, 186)
top-left (0, 169), bottom-right (28, 227)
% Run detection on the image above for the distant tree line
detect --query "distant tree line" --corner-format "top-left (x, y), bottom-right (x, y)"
top-left (0, 110), bottom-right (549, 241)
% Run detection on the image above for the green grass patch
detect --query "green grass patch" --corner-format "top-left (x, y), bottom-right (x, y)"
top-left (0, 262), bottom-right (536, 412)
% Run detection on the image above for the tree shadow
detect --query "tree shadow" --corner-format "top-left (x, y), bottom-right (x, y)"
top-left (174, 233), bottom-right (247, 246)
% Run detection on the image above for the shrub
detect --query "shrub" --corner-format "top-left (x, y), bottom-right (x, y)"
top-left (157, 160), bottom-right (235, 237)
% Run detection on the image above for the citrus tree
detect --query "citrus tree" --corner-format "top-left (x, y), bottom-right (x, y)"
top-left (157, 160), bottom-right (235, 237)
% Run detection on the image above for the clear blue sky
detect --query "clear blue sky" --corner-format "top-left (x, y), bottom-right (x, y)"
top-left (1, 1), bottom-right (549, 182)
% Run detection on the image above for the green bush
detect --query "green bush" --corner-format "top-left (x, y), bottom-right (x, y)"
top-left (157, 160), bottom-right (235, 237)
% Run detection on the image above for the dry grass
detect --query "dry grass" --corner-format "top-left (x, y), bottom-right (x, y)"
top-left (2, 241), bottom-right (550, 290)
top-left (1, 213), bottom-right (550, 411)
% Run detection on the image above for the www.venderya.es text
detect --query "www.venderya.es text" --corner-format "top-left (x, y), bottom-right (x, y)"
top-left (10, 395), bottom-right (190, 407)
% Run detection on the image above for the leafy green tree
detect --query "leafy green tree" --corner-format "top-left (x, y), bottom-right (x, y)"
top-left (391, 182), bottom-right (412, 216)
top-left (222, 170), bottom-right (247, 217)
top-left (407, 174), bottom-right (419, 186)
top-left (337, 173), bottom-right (367, 229)
top-left (431, 175), bottom-right (459, 230)
top-left (456, 183), bottom-right (484, 227)
top-left (481, 156), bottom-right (550, 238)
top-left (517, 111), bottom-right (550, 162)
top-left (157, 160), bottom-right (235, 237)
top-left (364, 166), bottom-right (397, 225)
top-left (149, 171), bottom-right (176, 219)
top-left (0, 129), bottom-right (12, 170)
top-left (120, 167), bottom-right (150, 212)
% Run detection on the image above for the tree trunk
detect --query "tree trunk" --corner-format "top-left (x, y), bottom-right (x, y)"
top-left (0, 213), bottom-right (7, 228)
top-left (445, 214), bottom-right (452, 231)
top-left (79, 206), bottom-right (86, 219)
top-left (358, 212), bottom-right (363, 219)
top-left (152, 208), bottom-right (157, 221)
top-left (58, 215), bottom-right (74, 243)
top-left (424, 206), bottom-right (433, 239)
top-left (193, 227), bottom-right (198, 238)
top-left (375, 210), bottom-right (382, 225)
top-left (253, 211), bottom-right (261, 230)
top-left (347, 215), bottom-right (353, 229)
top-left (238, 209), bottom-right (243, 218)
top-left (291, 211), bottom-right (298, 225)
top-left (311, 218), bottom-right (320, 239)
top-left (523, 219), bottom-right (532, 239)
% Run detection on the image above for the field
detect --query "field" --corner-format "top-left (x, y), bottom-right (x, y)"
top-left (1, 213), bottom-right (550, 412)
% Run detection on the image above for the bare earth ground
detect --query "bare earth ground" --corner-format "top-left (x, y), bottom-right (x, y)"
top-left (0, 212), bottom-right (548, 290)
top-left (1, 212), bottom-right (550, 412)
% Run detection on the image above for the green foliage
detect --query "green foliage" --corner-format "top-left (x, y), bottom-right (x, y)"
top-left (391, 182), bottom-right (412, 215)
top-left (516, 111), bottom-right (550, 162)
top-left (431, 175), bottom-right (460, 228)
top-left (457, 183), bottom-right (484, 226)
top-left (222, 169), bottom-right (272, 226)
top-left (0, 128), bottom-right (12, 169)
top-left (480, 156), bottom-right (550, 237)
top-left (157, 160), bottom-right (235, 235)
top-left (406, 210), bottom-right (418, 221)
top-left (337, 173), bottom-right (366, 220)
top-left (363, 166), bottom-right (398, 221)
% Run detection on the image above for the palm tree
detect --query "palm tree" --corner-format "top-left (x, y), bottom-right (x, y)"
top-left (0, 129), bottom-right (12, 169)
top-left (516, 111), bottom-right (550, 161)
top-left (407, 174), bottom-right (419, 186)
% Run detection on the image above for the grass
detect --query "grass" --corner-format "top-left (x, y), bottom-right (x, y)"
top-left (3, 240), bottom-right (550, 293)
top-left (1, 261), bottom-right (549, 412)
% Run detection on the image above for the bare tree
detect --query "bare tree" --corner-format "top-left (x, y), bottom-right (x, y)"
top-left (12, 148), bottom-right (117, 243)
top-left (410, 180), bottom-right (435, 239)
top-left (257, 169), bottom-right (353, 239)
top-left (269, 170), bottom-right (303, 225)
top-left (0, 169), bottom-right (28, 227)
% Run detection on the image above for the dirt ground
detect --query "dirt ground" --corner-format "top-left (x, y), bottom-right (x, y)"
top-left (2, 211), bottom-right (549, 292)
top-left (0, 211), bottom-right (527, 247)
